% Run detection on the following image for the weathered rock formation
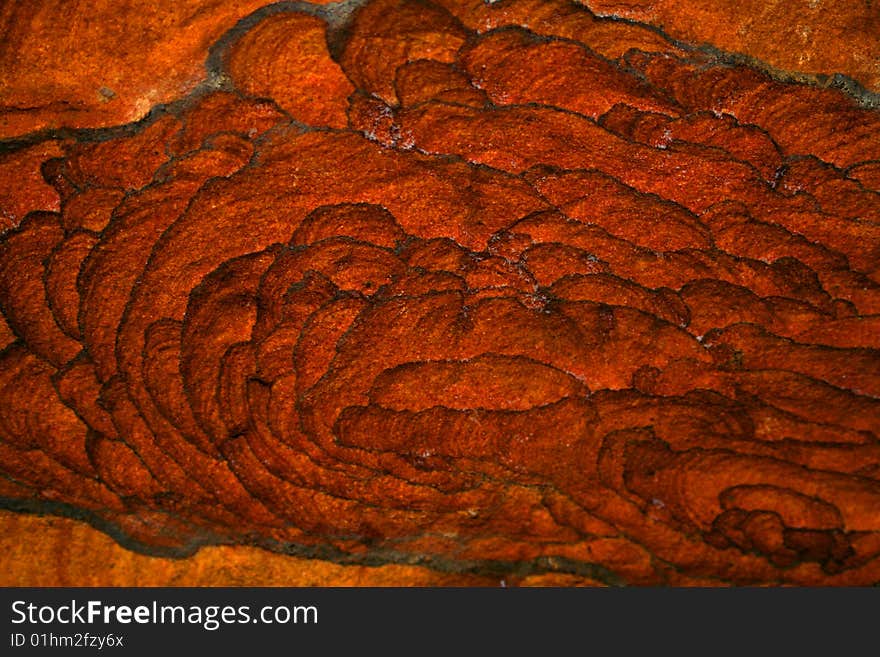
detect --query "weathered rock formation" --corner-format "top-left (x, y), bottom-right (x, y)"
top-left (1, 0), bottom-right (879, 585)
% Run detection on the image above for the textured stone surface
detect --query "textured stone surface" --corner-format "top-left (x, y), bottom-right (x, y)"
top-left (0, 510), bottom-right (501, 586)
top-left (0, 0), bottom-right (275, 138)
top-left (577, 0), bottom-right (880, 93)
top-left (1, 0), bottom-right (879, 586)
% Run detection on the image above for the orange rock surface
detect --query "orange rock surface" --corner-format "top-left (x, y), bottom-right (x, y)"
top-left (0, 0), bottom-right (293, 138)
top-left (0, 510), bottom-right (501, 586)
top-left (1, 0), bottom-right (879, 586)
top-left (578, 0), bottom-right (880, 93)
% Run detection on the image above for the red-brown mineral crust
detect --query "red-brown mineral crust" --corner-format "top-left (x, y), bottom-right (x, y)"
top-left (576, 0), bottom-right (880, 93)
top-left (1, 0), bottom-right (879, 586)
top-left (0, 0), bottom-right (279, 138)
